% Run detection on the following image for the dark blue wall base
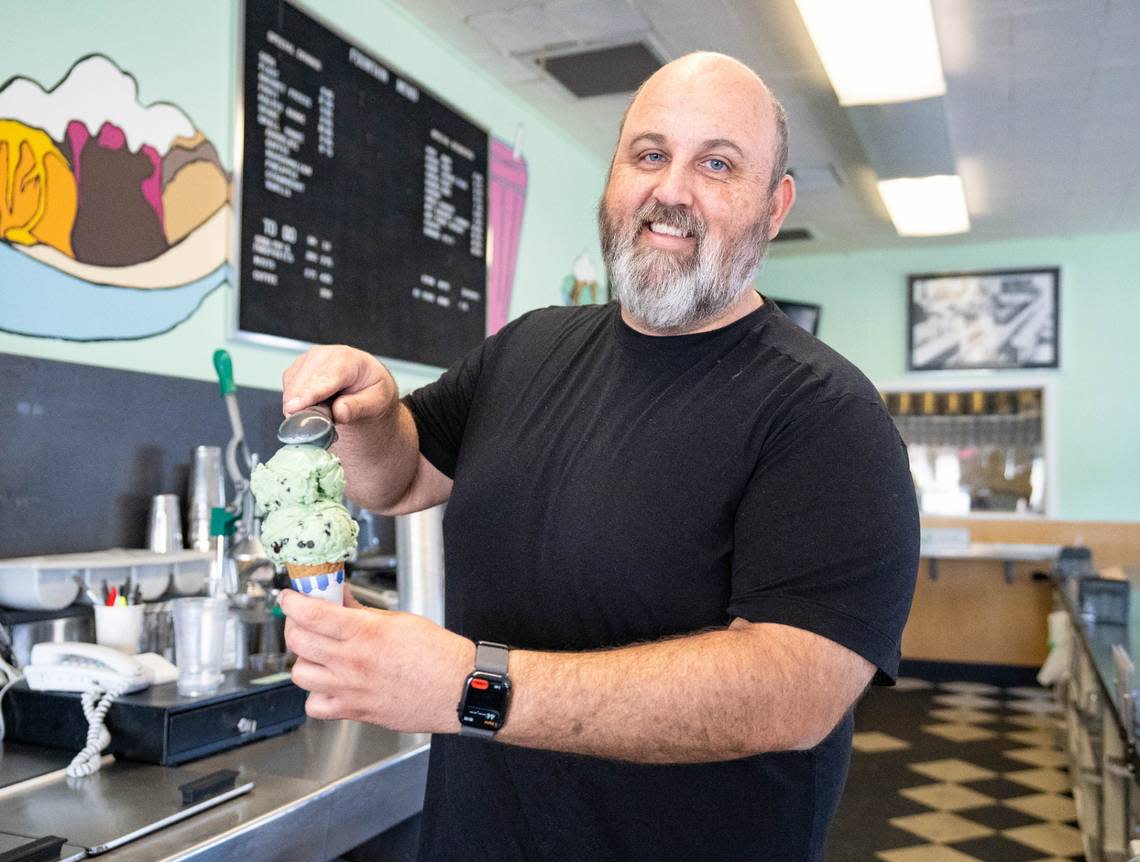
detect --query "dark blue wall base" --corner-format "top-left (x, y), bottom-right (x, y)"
top-left (899, 659), bottom-right (1043, 689)
top-left (1, 353), bottom-right (286, 557)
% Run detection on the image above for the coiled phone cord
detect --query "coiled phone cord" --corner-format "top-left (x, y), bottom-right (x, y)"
top-left (66, 683), bottom-right (126, 778)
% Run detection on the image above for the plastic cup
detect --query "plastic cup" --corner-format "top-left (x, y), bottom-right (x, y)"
top-left (94, 604), bottom-right (145, 655)
top-left (172, 596), bottom-right (229, 696)
top-left (147, 493), bottom-right (184, 552)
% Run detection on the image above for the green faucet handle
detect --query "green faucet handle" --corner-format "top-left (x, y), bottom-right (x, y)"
top-left (213, 349), bottom-right (236, 397)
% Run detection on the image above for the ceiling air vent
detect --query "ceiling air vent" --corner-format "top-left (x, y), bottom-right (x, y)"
top-left (772, 227), bottom-right (814, 243)
top-left (537, 42), bottom-right (662, 98)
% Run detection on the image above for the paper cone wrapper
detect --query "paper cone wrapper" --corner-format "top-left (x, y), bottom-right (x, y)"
top-left (287, 562), bottom-right (345, 604)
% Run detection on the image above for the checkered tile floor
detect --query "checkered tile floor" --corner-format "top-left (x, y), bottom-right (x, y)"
top-left (827, 678), bottom-right (1083, 861)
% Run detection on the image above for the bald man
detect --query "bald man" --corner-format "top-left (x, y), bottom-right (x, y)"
top-left (279, 53), bottom-right (918, 860)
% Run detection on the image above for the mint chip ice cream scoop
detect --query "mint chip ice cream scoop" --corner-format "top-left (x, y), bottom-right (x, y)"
top-left (261, 501), bottom-right (359, 565)
top-left (251, 444), bottom-right (346, 515)
top-left (251, 443), bottom-right (357, 566)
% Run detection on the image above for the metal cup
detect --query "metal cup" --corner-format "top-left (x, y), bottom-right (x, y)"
top-left (188, 445), bottom-right (225, 551)
top-left (147, 493), bottom-right (184, 552)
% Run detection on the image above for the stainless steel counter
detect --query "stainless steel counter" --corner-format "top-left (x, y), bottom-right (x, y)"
top-left (0, 720), bottom-right (430, 861)
top-left (1054, 573), bottom-right (1140, 861)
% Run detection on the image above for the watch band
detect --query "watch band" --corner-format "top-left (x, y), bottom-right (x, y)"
top-left (475, 641), bottom-right (510, 675)
top-left (460, 724), bottom-right (497, 739)
top-left (458, 641), bottom-right (510, 739)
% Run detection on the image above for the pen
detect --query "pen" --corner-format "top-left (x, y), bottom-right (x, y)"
top-left (107, 586), bottom-right (118, 607)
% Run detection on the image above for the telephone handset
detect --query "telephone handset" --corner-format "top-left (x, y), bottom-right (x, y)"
top-left (25, 641), bottom-right (152, 694)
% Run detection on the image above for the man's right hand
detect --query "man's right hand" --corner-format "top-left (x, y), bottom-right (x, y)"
top-left (278, 345), bottom-right (453, 515)
top-left (281, 345), bottom-right (398, 426)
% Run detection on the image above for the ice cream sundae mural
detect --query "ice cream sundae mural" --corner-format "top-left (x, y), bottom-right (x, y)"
top-left (0, 54), bottom-right (231, 340)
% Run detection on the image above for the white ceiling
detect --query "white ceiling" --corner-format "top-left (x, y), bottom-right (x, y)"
top-left (399, 0), bottom-right (1140, 256)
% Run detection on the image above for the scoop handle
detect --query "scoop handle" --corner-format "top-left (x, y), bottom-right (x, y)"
top-left (213, 349), bottom-right (237, 397)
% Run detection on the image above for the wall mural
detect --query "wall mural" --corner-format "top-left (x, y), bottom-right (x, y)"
top-left (0, 54), bottom-right (231, 340)
top-left (560, 250), bottom-right (601, 306)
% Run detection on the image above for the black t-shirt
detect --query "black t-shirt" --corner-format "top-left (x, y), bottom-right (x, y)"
top-left (404, 299), bottom-right (919, 861)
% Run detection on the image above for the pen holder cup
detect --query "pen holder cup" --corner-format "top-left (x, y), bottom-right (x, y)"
top-left (94, 603), bottom-right (146, 655)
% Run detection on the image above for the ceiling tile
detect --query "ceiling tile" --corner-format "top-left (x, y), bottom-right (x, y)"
top-left (937, 0), bottom-right (1011, 21)
top-left (1107, 0), bottom-right (1140, 28)
top-left (445, 0), bottom-right (525, 14)
top-left (466, 0), bottom-right (650, 55)
top-left (467, 50), bottom-right (544, 84)
top-left (1101, 0), bottom-right (1140, 66)
top-left (1009, 0), bottom-right (1089, 15)
top-left (1087, 64), bottom-right (1140, 124)
top-left (1010, 7), bottom-right (1105, 75)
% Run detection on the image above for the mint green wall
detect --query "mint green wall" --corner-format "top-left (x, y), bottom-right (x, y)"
top-left (5, 4), bottom-right (1136, 521)
top-left (758, 230), bottom-right (1140, 521)
top-left (0, 0), bottom-right (607, 392)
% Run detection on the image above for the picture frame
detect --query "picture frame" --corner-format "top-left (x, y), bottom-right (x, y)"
top-left (771, 298), bottom-right (821, 335)
top-left (908, 267), bottom-right (1059, 371)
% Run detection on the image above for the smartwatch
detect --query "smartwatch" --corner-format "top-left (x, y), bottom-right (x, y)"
top-left (457, 641), bottom-right (511, 738)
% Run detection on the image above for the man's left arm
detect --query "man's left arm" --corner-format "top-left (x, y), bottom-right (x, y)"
top-left (282, 593), bottom-right (872, 763)
top-left (500, 618), bottom-right (873, 762)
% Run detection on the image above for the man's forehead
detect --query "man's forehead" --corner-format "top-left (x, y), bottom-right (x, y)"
top-left (621, 92), bottom-right (770, 162)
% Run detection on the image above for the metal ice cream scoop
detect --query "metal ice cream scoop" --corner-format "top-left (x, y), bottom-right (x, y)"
top-left (277, 401), bottom-right (338, 448)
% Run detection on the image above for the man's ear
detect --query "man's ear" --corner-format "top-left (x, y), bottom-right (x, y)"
top-left (766, 174), bottom-right (797, 240)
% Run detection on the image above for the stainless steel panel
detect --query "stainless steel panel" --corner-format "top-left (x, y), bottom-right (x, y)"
top-left (5, 615), bottom-right (94, 668)
top-left (0, 741), bottom-right (74, 791)
top-left (0, 761), bottom-right (263, 851)
top-left (317, 743), bottom-right (428, 859)
top-left (87, 775), bottom-right (327, 862)
top-left (396, 506), bottom-right (445, 625)
top-left (0, 717), bottom-right (429, 861)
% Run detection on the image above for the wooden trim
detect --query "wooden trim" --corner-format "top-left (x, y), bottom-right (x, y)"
top-left (902, 518), bottom-right (1140, 665)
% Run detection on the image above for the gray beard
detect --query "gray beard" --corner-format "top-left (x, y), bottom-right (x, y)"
top-left (599, 198), bottom-right (771, 334)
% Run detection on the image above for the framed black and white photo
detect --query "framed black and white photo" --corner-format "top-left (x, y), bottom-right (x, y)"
top-left (908, 268), bottom-right (1059, 371)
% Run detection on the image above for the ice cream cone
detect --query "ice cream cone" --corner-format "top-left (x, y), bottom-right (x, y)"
top-left (287, 561), bottom-right (346, 604)
top-left (253, 444), bottom-right (358, 606)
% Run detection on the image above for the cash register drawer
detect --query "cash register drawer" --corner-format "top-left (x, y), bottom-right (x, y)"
top-left (3, 670), bottom-right (307, 765)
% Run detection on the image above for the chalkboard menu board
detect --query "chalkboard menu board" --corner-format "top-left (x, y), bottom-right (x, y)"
top-left (236, 0), bottom-right (489, 367)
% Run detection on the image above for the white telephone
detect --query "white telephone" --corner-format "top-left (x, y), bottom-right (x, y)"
top-left (24, 642), bottom-right (152, 694)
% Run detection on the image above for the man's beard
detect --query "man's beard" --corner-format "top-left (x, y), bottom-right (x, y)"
top-left (598, 196), bottom-right (772, 334)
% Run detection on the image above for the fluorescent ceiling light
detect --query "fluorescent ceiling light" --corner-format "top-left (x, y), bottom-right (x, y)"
top-left (878, 175), bottom-right (970, 237)
top-left (794, 0), bottom-right (946, 106)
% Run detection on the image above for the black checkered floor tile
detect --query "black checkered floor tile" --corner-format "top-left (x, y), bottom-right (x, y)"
top-left (827, 679), bottom-right (1083, 861)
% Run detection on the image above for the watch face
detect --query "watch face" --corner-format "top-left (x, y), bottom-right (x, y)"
top-left (460, 672), bottom-right (510, 731)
